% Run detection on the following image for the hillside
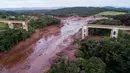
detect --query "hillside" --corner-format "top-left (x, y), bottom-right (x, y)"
top-left (45, 7), bottom-right (128, 17)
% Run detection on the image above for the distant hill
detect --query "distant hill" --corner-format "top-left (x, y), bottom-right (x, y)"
top-left (0, 7), bottom-right (66, 11)
top-left (104, 6), bottom-right (130, 12)
top-left (0, 7), bottom-right (130, 16)
top-left (0, 7), bottom-right (65, 15)
top-left (14, 10), bottom-right (51, 15)
top-left (45, 7), bottom-right (130, 17)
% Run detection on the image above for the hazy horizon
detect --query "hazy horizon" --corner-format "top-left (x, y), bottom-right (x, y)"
top-left (0, 0), bottom-right (130, 8)
top-left (0, 6), bottom-right (130, 9)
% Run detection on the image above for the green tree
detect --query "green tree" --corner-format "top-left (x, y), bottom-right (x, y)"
top-left (47, 58), bottom-right (80, 73)
top-left (85, 57), bottom-right (106, 73)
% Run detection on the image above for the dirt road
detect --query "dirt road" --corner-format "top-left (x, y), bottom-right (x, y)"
top-left (0, 16), bottom-right (104, 73)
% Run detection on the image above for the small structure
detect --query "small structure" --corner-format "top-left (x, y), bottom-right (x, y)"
top-left (82, 24), bottom-right (130, 39)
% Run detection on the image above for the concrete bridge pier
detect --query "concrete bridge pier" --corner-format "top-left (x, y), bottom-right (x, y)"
top-left (22, 22), bottom-right (28, 31)
top-left (8, 22), bottom-right (14, 29)
top-left (111, 28), bottom-right (119, 38)
top-left (82, 26), bottom-right (88, 39)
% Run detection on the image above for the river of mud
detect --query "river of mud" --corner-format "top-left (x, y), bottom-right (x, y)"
top-left (0, 17), bottom-right (105, 73)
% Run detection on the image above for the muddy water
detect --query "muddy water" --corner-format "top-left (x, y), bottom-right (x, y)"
top-left (0, 17), bottom-right (103, 73)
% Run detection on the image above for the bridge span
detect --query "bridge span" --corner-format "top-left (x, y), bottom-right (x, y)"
top-left (0, 20), bottom-right (28, 31)
top-left (0, 16), bottom-right (34, 31)
top-left (82, 24), bottom-right (130, 39)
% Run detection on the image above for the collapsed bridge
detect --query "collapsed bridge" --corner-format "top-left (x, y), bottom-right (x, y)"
top-left (0, 16), bottom-right (34, 31)
top-left (0, 20), bottom-right (28, 31)
top-left (82, 24), bottom-right (130, 39)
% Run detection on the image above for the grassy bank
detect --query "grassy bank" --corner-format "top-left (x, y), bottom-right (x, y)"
top-left (95, 11), bottom-right (126, 17)
top-left (0, 22), bottom-right (9, 30)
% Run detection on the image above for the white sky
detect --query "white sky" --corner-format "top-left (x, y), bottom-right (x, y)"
top-left (0, 0), bottom-right (130, 8)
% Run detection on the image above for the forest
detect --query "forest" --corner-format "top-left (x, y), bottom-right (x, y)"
top-left (0, 29), bottom-right (32, 52)
top-left (0, 11), bottom-right (30, 20)
top-left (112, 14), bottom-right (130, 26)
top-left (47, 32), bottom-right (130, 73)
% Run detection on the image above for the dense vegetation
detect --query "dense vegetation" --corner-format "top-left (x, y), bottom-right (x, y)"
top-left (112, 14), bottom-right (130, 26)
top-left (0, 15), bottom-right (61, 52)
top-left (47, 32), bottom-right (130, 73)
top-left (89, 28), bottom-right (111, 36)
top-left (91, 19), bottom-right (122, 25)
top-left (29, 16), bottom-right (61, 29)
top-left (0, 11), bottom-right (30, 20)
top-left (45, 7), bottom-right (127, 17)
top-left (0, 29), bottom-right (32, 52)
top-left (47, 57), bottom-right (106, 73)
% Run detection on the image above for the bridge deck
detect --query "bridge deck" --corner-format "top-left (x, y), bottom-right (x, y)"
top-left (0, 20), bottom-right (25, 23)
top-left (87, 24), bottom-right (130, 30)
top-left (0, 16), bottom-right (34, 24)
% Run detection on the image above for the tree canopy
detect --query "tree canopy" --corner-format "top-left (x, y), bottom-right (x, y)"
top-left (0, 11), bottom-right (30, 20)
top-left (29, 16), bottom-right (61, 29)
top-left (112, 14), bottom-right (130, 26)
top-left (0, 29), bottom-right (32, 52)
